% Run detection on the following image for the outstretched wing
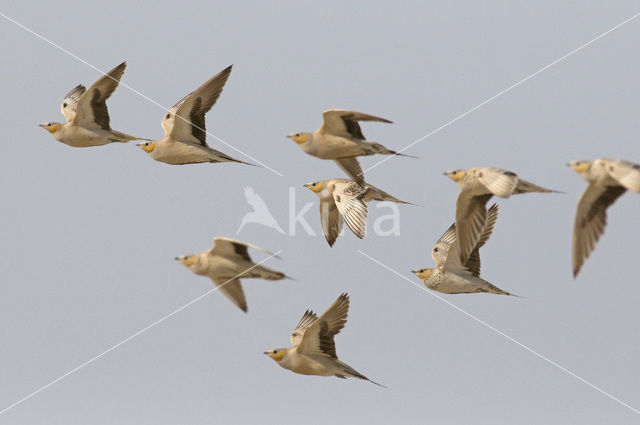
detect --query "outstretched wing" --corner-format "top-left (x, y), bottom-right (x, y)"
top-left (333, 183), bottom-right (368, 239)
top-left (211, 277), bottom-right (247, 312)
top-left (320, 109), bottom-right (391, 140)
top-left (167, 65), bottom-right (232, 146)
top-left (572, 183), bottom-right (626, 277)
top-left (290, 310), bottom-right (318, 347)
top-left (73, 61), bottom-right (127, 130)
top-left (60, 84), bottom-right (86, 122)
top-left (605, 159), bottom-right (640, 193)
top-left (211, 237), bottom-right (279, 261)
top-left (297, 293), bottom-right (350, 358)
top-left (334, 157), bottom-right (365, 185)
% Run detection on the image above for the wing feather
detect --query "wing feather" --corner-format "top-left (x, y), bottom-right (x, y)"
top-left (297, 293), bottom-right (350, 358)
top-left (169, 65), bottom-right (232, 146)
top-left (572, 183), bottom-right (626, 277)
top-left (73, 62), bottom-right (127, 130)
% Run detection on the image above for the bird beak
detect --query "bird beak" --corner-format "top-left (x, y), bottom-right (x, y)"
top-left (136, 142), bottom-right (144, 147)
top-left (174, 257), bottom-right (180, 261)
top-left (263, 351), bottom-right (269, 355)
top-left (442, 172), bottom-right (448, 176)
top-left (286, 134), bottom-right (291, 139)
top-left (38, 124), bottom-right (46, 128)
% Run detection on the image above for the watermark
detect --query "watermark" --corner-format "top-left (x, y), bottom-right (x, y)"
top-left (236, 186), bottom-right (402, 237)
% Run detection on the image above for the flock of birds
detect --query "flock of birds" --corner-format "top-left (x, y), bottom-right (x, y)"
top-left (39, 61), bottom-right (640, 386)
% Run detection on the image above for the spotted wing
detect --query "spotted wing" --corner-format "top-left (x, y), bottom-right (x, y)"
top-left (333, 183), bottom-right (368, 239)
top-left (60, 84), bottom-right (86, 122)
top-left (290, 310), bottom-right (318, 347)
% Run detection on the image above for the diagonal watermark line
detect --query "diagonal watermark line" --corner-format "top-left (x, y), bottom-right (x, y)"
top-left (0, 11), bottom-right (283, 176)
top-left (0, 251), bottom-right (282, 416)
top-left (362, 11), bottom-right (640, 176)
top-left (357, 249), bottom-right (640, 415)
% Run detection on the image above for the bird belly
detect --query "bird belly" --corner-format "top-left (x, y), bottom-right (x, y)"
top-left (430, 272), bottom-right (488, 294)
top-left (282, 354), bottom-right (333, 376)
top-left (307, 134), bottom-right (368, 159)
top-left (57, 126), bottom-right (111, 147)
top-left (152, 141), bottom-right (215, 164)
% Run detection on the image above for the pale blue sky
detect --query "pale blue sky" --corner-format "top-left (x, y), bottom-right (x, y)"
top-left (1, 1), bottom-right (639, 424)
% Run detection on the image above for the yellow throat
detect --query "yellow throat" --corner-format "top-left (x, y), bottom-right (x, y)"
top-left (43, 123), bottom-right (61, 134)
top-left (178, 256), bottom-right (197, 267)
top-left (139, 141), bottom-right (157, 153)
top-left (289, 133), bottom-right (309, 145)
top-left (445, 170), bottom-right (465, 182)
top-left (267, 349), bottom-right (285, 362)
top-left (569, 161), bottom-right (590, 174)
top-left (304, 181), bottom-right (324, 193)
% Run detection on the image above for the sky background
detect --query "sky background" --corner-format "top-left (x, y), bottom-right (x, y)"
top-left (1, 1), bottom-right (639, 424)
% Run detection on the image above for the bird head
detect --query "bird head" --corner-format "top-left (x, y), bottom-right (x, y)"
top-left (411, 268), bottom-right (432, 280)
top-left (39, 122), bottom-right (61, 134)
top-left (264, 348), bottom-right (286, 362)
top-left (137, 141), bottom-right (157, 153)
top-left (175, 255), bottom-right (197, 267)
top-left (303, 181), bottom-right (324, 193)
top-left (444, 169), bottom-right (466, 182)
top-left (568, 160), bottom-right (591, 175)
top-left (287, 132), bottom-right (309, 145)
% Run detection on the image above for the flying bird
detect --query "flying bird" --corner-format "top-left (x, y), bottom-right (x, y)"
top-left (40, 61), bottom-right (148, 147)
top-left (304, 178), bottom-right (411, 246)
top-left (412, 204), bottom-right (516, 295)
top-left (288, 109), bottom-right (414, 185)
top-left (264, 293), bottom-right (384, 386)
top-left (237, 186), bottom-right (284, 234)
top-left (569, 158), bottom-right (640, 277)
top-left (137, 65), bottom-right (251, 165)
top-left (176, 237), bottom-right (287, 312)
top-left (444, 167), bottom-right (556, 265)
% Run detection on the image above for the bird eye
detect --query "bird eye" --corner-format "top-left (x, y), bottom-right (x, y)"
top-left (165, 113), bottom-right (171, 119)
top-left (273, 350), bottom-right (278, 353)
top-left (48, 123), bottom-right (52, 126)
top-left (63, 103), bottom-right (67, 107)
top-left (433, 247), bottom-right (438, 252)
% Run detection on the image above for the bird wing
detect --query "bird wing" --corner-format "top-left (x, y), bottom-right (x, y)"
top-left (319, 109), bottom-right (392, 139)
top-left (167, 65), bottom-right (232, 146)
top-left (431, 222), bottom-right (456, 268)
top-left (290, 310), bottom-right (318, 347)
top-left (333, 183), bottom-right (368, 239)
top-left (297, 293), bottom-right (350, 358)
top-left (464, 203), bottom-right (499, 277)
top-left (476, 168), bottom-right (519, 198)
top-left (60, 84), bottom-right (86, 122)
top-left (334, 157), bottom-right (365, 185)
top-left (211, 277), bottom-right (247, 312)
top-left (211, 237), bottom-right (279, 261)
top-left (454, 192), bottom-right (493, 265)
top-left (319, 198), bottom-right (344, 247)
top-left (572, 183), bottom-right (626, 277)
top-left (605, 159), bottom-right (640, 193)
top-left (73, 62), bottom-right (127, 130)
